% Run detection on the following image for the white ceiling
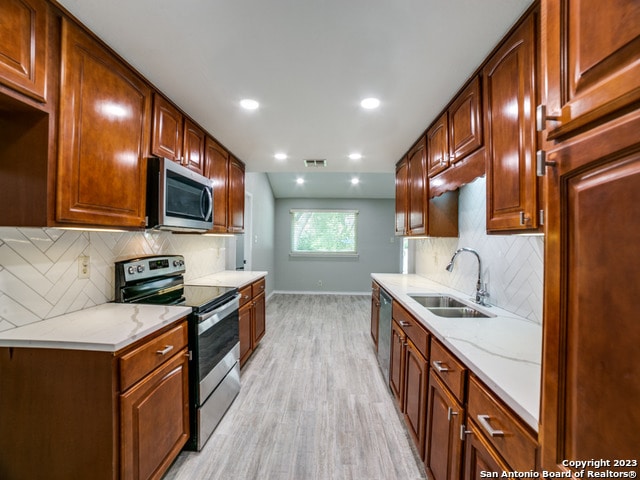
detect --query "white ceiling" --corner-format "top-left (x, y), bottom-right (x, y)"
top-left (56, 0), bottom-right (532, 196)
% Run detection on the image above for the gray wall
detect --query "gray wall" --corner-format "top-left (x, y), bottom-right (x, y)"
top-left (245, 173), bottom-right (276, 298)
top-left (274, 198), bottom-right (400, 293)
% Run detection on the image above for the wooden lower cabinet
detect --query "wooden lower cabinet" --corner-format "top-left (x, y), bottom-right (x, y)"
top-left (238, 277), bottom-right (267, 368)
top-left (0, 319), bottom-right (189, 480)
top-left (389, 319), bottom-right (406, 406)
top-left (403, 339), bottom-right (429, 458)
top-left (463, 419), bottom-right (510, 480)
top-left (370, 281), bottom-right (380, 349)
top-left (120, 350), bottom-right (190, 480)
top-left (425, 370), bottom-right (464, 480)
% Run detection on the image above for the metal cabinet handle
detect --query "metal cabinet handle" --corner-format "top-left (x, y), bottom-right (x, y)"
top-left (536, 104), bottom-right (561, 132)
top-left (433, 360), bottom-right (450, 373)
top-left (447, 407), bottom-right (458, 421)
top-left (399, 321), bottom-right (411, 327)
top-left (156, 345), bottom-right (174, 356)
top-left (477, 414), bottom-right (504, 437)
top-left (460, 424), bottom-right (472, 441)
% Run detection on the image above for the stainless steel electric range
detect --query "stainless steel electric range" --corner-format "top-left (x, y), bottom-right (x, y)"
top-left (115, 255), bottom-right (241, 451)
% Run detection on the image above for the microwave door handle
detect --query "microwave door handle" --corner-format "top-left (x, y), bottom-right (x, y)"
top-left (201, 187), bottom-right (213, 221)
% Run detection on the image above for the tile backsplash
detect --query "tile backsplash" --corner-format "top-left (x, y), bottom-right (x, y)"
top-left (414, 177), bottom-right (544, 324)
top-left (0, 228), bottom-right (226, 332)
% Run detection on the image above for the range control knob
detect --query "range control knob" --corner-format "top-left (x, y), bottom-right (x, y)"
top-left (173, 260), bottom-right (180, 267)
top-left (128, 266), bottom-right (135, 275)
top-left (137, 265), bottom-right (145, 273)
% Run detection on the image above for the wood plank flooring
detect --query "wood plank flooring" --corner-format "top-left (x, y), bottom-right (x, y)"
top-left (164, 294), bottom-right (427, 480)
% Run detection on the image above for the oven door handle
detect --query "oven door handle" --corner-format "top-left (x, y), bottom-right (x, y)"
top-left (196, 294), bottom-right (241, 335)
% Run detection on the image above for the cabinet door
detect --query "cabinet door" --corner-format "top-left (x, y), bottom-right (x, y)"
top-left (427, 113), bottom-right (449, 177)
top-left (252, 291), bottom-right (266, 347)
top-left (151, 94), bottom-right (183, 162)
top-left (395, 157), bottom-right (408, 235)
top-left (407, 138), bottom-right (427, 235)
top-left (238, 302), bottom-right (252, 367)
top-left (370, 294), bottom-right (380, 348)
top-left (389, 320), bottom-right (405, 407)
top-left (403, 339), bottom-right (428, 459)
top-left (0, 0), bottom-right (47, 102)
top-left (425, 371), bottom-right (464, 480)
top-left (449, 76), bottom-right (482, 164)
top-left (543, 0), bottom-right (640, 139)
top-left (228, 156), bottom-right (245, 232)
top-left (182, 118), bottom-right (206, 174)
top-left (540, 112), bottom-right (640, 472)
top-left (484, 11), bottom-right (538, 232)
top-left (56, 19), bottom-right (151, 228)
top-left (206, 136), bottom-right (229, 233)
top-left (120, 350), bottom-right (189, 480)
top-left (463, 420), bottom-right (510, 480)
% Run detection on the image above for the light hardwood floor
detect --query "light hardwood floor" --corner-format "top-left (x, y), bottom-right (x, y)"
top-left (164, 294), bottom-right (427, 480)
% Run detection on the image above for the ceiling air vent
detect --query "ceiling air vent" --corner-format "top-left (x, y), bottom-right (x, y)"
top-left (304, 159), bottom-right (327, 168)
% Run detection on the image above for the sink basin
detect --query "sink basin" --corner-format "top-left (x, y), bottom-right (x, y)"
top-left (427, 307), bottom-right (493, 318)
top-left (408, 293), bottom-right (495, 318)
top-left (408, 294), bottom-right (467, 309)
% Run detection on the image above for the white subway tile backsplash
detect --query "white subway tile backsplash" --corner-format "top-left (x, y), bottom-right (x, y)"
top-left (414, 177), bottom-right (544, 324)
top-left (0, 228), bottom-right (227, 330)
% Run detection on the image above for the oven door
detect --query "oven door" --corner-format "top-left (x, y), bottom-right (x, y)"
top-left (193, 295), bottom-right (240, 405)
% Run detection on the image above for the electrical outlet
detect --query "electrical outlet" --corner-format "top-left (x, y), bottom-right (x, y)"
top-left (78, 255), bottom-right (90, 279)
top-left (317, 280), bottom-right (322, 287)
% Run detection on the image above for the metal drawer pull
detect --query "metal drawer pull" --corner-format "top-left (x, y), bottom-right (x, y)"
top-left (399, 321), bottom-right (411, 327)
top-left (156, 345), bottom-right (174, 356)
top-left (477, 414), bottom-right (504, 437)
top-left (433, 360), bottom-right (450, 372)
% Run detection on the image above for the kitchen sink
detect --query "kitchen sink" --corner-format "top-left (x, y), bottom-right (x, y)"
top-left (408, 294), bottom-right (494, 318)
top-left (427, 307), bottom-right (493, 318)
top-left (408, 294), bottom-right (467, 309)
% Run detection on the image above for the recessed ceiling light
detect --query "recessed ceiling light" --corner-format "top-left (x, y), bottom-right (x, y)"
top-left (274, 153), bottom-right (287, 160)
top-left (360, 97), bottom-right (380, 109)
top-left (349, 153), bottom-right (362, 160)
top-left (296, 177), bottom-right (305, 185)
top-left (240, 99), bottom-right (259, 110)
top-left (351, 177), bottom-right (360, 185)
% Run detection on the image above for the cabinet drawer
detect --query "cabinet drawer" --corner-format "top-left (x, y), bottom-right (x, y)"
top-left (430, 339), bottom-right (467, 402)
top-left (252, 277), bottom-right (266, 297)
top-left (119, 321), bottom-right (188, 392)
top-left (392, 302), bottom-right (429, 359)
top-left (239, 285), bottom-right (252, 307)
top-left (467, 376), bottom-right (537, 472)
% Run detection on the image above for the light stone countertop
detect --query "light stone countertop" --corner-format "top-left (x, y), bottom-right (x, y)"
top-left (186, 270), bottom-right (268, 289)
top-left (0, 303), bottom-right (192, 352)
top-left (372, 273), bottom-right (541, 432)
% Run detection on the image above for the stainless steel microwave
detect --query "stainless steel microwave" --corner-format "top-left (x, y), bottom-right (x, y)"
top-left (146, 157), bottom-right (213, 232)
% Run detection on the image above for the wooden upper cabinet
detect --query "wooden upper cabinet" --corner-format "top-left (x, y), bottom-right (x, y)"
top-left (408, 138), bottom-right (428, 235)
top-left (484, 10), bottom-right (539, 232)
top-left (227, 155), bottom-right (245, 233)
top-left (152, 94), bottom-right (206, 175)
top-left (182, 118), bottom-right (205, 175)
top-left (56, 18), bottom-right (151, 228)
top-left (427, 113), bottom-right (449, 177)
top-left (542, 0), bottom-right (640, 139)
top-left (395, 157), bottom-right (408, 235)
top-left (0, 0), bottom-right (48, 102)
top-left (152, 94), bottom-right (183, 162)
top-left (448, 76), bottom-right (483, 164)
top-left (205, 136), bottom-right (229, 233)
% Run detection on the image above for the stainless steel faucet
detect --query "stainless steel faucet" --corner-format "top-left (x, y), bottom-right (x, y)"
top-left (445, 247), bottom-right (490, 306)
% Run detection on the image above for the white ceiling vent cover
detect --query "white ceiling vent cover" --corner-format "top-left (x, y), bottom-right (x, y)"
top-left (304, 159), bottom-right (327, 168)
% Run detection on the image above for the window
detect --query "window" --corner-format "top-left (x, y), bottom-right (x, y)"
top-left (290, 209), bottom-right (358, 256)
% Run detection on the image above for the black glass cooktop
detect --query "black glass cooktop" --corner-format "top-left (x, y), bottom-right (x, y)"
top-left (182, 285), bottom-right (238, 312)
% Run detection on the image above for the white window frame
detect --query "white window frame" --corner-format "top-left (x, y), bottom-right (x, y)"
top-left (289, 209), bottom-right (359, 258)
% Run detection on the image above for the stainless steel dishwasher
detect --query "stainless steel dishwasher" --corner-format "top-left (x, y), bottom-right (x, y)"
top-left (377, 288), bottom-right (392, 383)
